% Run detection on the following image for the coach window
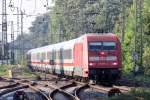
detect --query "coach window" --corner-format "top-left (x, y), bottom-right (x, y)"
top-left (47, 52), bottom-right (52, 60)
top-left (38, 53), bottom-right (41, 61)
top-left (33, 54), bottom-right (36, 61)
top-left (35, 54), bottom-right (37, 61)
top-left (37, 53), bottom-right (40, 61)
top-left (34, 54), bottom-right (37, 61)
top-left (42, 53), bottom-right (46, 60)
top-left (32, 54), bottom-right (34, 61)
top-left (51, 52), bottom-right (53, 59)
top-left (56, 51), bottom-right (59, 59)
top-left (70, 49), bottom-right (73, 59)
top-left (41, 53), bottom-right (44, 61)
top-left (64, 49), bottom-right (72, 59)
top-left (52, 50), bottom-right (56, 59)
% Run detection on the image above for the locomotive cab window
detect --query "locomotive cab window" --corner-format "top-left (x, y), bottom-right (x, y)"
top-left (89, 42), bottom-right (102, 51)
top-left (103, 42), bottom-right (116, 50)
top-left (89, 42), bottom-right (116, 51)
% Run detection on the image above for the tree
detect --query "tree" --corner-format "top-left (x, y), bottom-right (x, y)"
top-left (50, 0), bottom-right (123, 43)
top-left (29, 13), bottom-right (50, 47)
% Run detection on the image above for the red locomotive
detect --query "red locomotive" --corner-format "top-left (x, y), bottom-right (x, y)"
top-left (27, 33), bottom-right (122, 83)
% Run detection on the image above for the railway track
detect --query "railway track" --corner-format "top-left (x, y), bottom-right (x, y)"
top-left (39, 80), bottom-right (79, 100)
top-left (0, 82), bottom-right (19, 90)
top-left (74, 81), bottom-right (131, 99)
top-left (0, 78), bottom-right (50, 100)
top-left (37, 73), bottom-right (132, 98)
top-left (0, 76), bottom-right (132, 100)
top-left (14, 79), bottom-right (51, 100)
top-left (38, 73), bottom-right (131, 93)
top-left (0, 77), bottom-right (79, 100)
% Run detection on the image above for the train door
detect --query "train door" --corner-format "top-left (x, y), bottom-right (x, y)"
top-left (60, 48), bottom-right (64, 75)
top-left (51, 49), bottom-right (56, 74)
top-left (74, 43), bottom-right (83, 77)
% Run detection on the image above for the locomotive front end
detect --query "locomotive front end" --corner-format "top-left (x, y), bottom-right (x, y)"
top-left (87, 34), bottom-right (122, 83)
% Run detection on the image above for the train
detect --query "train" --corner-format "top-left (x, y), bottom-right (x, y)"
top-left (26, 33), bottom-right (122, 83)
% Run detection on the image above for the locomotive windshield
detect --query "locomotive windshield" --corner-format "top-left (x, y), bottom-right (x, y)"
top-left (89, 42), bottom-right (116, 51)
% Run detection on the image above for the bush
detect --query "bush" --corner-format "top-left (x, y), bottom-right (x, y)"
top-left (0, 65), bottom-right (12, 76)
top-left (143, 46), bottom-right (150, 76)
top-left (110, 88), bottom-right (150, 100)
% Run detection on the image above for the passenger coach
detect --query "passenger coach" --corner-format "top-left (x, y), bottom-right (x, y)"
top-left (27, 33), bottom-right (122, 83)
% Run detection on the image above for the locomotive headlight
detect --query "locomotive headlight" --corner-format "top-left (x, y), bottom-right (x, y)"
top-left (89, 62), bottom-right (96, 66)
top-left (89, 62), bottom-right (93, 66)
top-left (112, 62), bottom-right (118, 65)
top-left (89, 57), bottom-right (99, 61)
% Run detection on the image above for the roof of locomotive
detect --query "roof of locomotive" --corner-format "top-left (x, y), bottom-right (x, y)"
top-left (27, 33), bottom-right (117, 54)
top-left (82, 33), bottom-right (116, 37)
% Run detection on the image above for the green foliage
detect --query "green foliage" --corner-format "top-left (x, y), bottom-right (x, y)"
top-left (110, 88), bottom-right (150, 100)
top-left (142, 0), bottom-right (150, 75)
top-left (21, 67), bottom-right (37, 78)
top-left (29, 13), bottom-right (50, 47)
top-left (124, 72), bottom-right (150, 84)
top-left (50, 0), bottom-right (122, 42)
top-left (0, 65), bottom-right (12, 76)
top-left (143, 0), bottom-right (150, 28)
top-left (114, 4), bottom-right (135, 73)
top-left (115, 0), bottom-right (150, 74)
top-left (143, 46), bottom-right (150, 75)
top-left (122, 6), bottom-right (135, 73)
top-left (11, 13), bottom-right (50, 49)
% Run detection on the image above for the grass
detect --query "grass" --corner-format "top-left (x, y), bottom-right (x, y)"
top-left (21, 67), bottom-right (37, 79)
top-left (123, 72), bottom-right (150, 84)
top-left (0, 64), bottom-right (37, 78)
top-left (0, 64), bottom-right (12, 77)
top-left (109, 88), bottom-right (150, 100)
top-left (134, 75), bottom-right (150, 83)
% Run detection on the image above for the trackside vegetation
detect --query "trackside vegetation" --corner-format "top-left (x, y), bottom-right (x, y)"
top-left (109, 88), bottom-right (150, 100)
top-left (0, 65), bottom-right (36, 78)
top-left (0, 65), bottom-right (11, 76)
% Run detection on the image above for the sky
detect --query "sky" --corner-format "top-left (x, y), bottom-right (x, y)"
top-left (0, 0), bottom-right (54, 42)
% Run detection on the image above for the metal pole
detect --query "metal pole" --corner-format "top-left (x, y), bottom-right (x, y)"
top-left (11, 21), bottom-right (14, 64)
top-left (2, 0), bottom-right (8, 64)
top-left (120, 0), bottom-right (126, 43)
top-left (49, 14), bottom-right (53, 44)
top-left (16, 8), bottom-right (20, 64)
top-left (20, 10), bottom-right (24, 65)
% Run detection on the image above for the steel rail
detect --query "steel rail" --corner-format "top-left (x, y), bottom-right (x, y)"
top-left (1, 78), bottom-right (51, 100)
top-left (74, 84), bottom-right (89, 100)
top-left (50, 88), bottom-right (79, 100)
top-left (47, 81), bottom-right (79, 100)
top-left (15, 80), bottom-right (52, 100)
top-left (74, 81), bottom-right (124, 98)
top-left (113, 85), bottom-right (131, 93)
top-left (0, 85), bottom-right (28, 96)
top-left (0, 83), bottom-right (19, 89)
